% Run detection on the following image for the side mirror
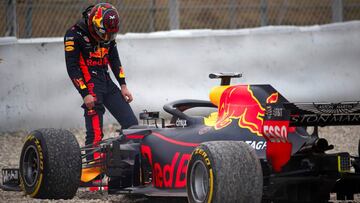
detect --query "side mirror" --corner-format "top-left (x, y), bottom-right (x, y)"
top-left (209, 72), bottom-right (242, 86)
top-left (139, 111), bottom-right (159, 120)
top-left (139, 110), bottom-right (164, 128)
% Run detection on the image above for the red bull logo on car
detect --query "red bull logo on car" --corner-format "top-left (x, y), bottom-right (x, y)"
top-left (215, 85), bottom-right (265, 135)
top-left (267, 92), bottom-right (279, 104)
top-left (206, 85), bottom-right (279, 136)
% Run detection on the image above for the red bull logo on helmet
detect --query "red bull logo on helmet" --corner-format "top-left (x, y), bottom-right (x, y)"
top-left (92, 4), bottom-right (119, 35)
top-left (206, 85), bottom-right (279, 136)
top-left (92, 6), bottom-right (106, 31)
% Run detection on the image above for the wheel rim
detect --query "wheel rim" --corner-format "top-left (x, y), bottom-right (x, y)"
top-left (190, 160), bottom-right (210, 203)
top-left (22, 145), bottom-right (40, 187)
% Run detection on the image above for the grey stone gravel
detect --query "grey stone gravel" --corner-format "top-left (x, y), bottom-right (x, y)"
top-left (0, 125), bottom-right (359, 202)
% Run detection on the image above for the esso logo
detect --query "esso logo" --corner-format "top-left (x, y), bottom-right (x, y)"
top-left (263, 122), bottom-right (289, 143)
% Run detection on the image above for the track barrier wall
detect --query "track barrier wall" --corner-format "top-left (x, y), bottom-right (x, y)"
top-left (0, 21), bottom-right (359, 132)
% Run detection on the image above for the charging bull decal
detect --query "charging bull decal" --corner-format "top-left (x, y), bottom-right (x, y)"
top-left (207, 85), bottom-right (279, 136)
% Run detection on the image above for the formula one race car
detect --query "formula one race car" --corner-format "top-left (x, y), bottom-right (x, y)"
top-left (2, 73), bottom-right (360, 202)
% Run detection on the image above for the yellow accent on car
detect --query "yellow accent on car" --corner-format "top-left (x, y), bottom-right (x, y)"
top-left (31, 137), bottom-right (44, 197)
top-left (25, 134), bottom-right (35, 142)
top-left (208, 168), bottom-right (214, 203)
top-left (337, 155), bottom-right (351, 172)
top-left (209, 85), bottom-right (229, 106)
top-left (266, 92), bottom-right (279, 104)
top-left (30, 173), bottom-right (43, 197)
top-left (81, 167), bottom-right (102, 182)
top-left (65, 46), bottom-right (75, 52)
top-left (204, 112), bottom-right (218, 127)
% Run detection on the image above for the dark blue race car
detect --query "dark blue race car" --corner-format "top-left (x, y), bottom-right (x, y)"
top-left (2, 73), bottom-right (360, 203)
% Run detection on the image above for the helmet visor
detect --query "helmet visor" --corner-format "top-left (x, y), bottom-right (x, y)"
top-left (94, 26), bottom-right (117, 42)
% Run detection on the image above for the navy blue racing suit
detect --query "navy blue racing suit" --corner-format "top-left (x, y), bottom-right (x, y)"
top-left (64, 20), bottom-right (138, 160)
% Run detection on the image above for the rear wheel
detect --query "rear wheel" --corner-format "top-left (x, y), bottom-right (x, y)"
top-left (19, 128), bottom-right (81, 199)
top-left (187, 141), bottom-right (263, 203)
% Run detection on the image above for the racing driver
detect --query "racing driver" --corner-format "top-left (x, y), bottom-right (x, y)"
top-left (64, 3), bottom-right (138, 161)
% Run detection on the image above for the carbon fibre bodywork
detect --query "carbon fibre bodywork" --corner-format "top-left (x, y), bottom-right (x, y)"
top-left (103, 80), bottom-right (360, 201)
top-left (108, 84), bottom-right (311, 194)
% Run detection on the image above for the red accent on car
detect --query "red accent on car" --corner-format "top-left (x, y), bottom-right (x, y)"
top-left (89, 186), bottom-right (108, 191)
top-left (141, 144), bottom-right (153, 166)
top-left (215, 85), bottom-right (265, 136)
top-left (174, 153), bottom-right (190, 188)
top-left (126, 135), bottom-right (145, 140)
top-left (151, 132), bottom-right (199, 147)
top-left (140, 144), bottom-right (191, 188)
top-left (263, 120), bottom-right (292, 172)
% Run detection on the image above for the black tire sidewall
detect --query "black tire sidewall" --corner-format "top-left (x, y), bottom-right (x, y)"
top-left (19, 129), bottom-right (81, 199)
top-left (19, 131), bottom-right (48, 198)
top-left (187, 145), bottom-right (216, 203)
top-left (187, 141), bottom-right (263, 203)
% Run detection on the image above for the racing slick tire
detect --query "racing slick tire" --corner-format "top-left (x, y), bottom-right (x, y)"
top-left (187, 141), bottom-right (263, 203)
top-left (19, 128), bottom-right (81, 199)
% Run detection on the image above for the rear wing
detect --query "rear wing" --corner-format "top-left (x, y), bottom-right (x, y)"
top-left (266, 102), bottom-right (360, 127)
top-left (263, 101), bottom-right (360, 172)
top-left (263, 102), bottom-right (360, 172)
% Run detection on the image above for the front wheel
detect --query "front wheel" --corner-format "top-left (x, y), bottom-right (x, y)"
top-left (19, 128), bottom-right (81, 199)
top-left (187, 141), bottom-right (263, 203)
